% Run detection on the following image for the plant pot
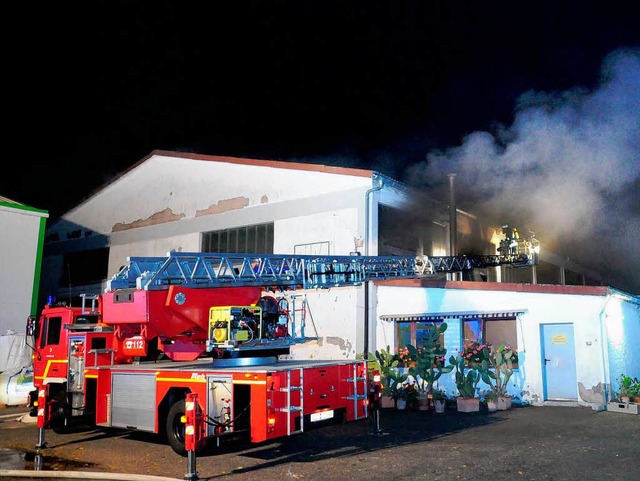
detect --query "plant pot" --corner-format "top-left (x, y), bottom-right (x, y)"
top-left (456, 397), bottom-right (480, 413)
top-left (380, 395), bottom-right (395, 409)
top-left (497, 396), bottom-right (512, 410)
top-left (396, 399), bottom-right (407, 410)
top-left (418, 397), bottom-right (431, 411)
top-left (487, 400), bottom-right (498, 412)
top-left (434, 400), bottom-right (446, 413)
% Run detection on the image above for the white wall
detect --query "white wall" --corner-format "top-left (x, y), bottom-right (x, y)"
top-left (48, 154), bottom-right (373, 238)
top-left (275, 208), bottom-right (360, 255)
top-left (107, 233), bottom-right (200, 279)
top-left (604, 294), bottom-right (640, 396)
top-left (0, 205), bottom-right (47, 334)
top-left (375, 284), bottom-right (614, 408)
top-left (284, 286), bottom-right (364, 360)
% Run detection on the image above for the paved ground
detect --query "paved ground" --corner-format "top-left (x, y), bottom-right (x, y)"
top-left (1, 402), bottom-right (639, 481)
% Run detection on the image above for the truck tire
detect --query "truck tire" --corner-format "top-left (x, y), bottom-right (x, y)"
top-left (166, 399), bottom-right (187, 456)
top-left (50, 402), bottom-right (71, 434)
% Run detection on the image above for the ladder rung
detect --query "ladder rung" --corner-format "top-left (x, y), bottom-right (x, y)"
top-left (347, 394), bottom-right (366, 400)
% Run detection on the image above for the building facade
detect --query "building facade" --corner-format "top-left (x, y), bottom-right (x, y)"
top-left (38, 150), bottom-right (639, 408)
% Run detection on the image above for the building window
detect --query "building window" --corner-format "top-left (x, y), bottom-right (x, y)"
top-left (463, 317), bottom-right (519, 368)
top-left (202, 223), bottom-right (274, 254)
top-left (395, 321), bottom-right (447, 367)
top-left (396, 321), bottom-right (445, 350)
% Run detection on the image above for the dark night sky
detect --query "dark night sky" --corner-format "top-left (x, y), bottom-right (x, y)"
top-left (4, 1), bottom-right (640, 292)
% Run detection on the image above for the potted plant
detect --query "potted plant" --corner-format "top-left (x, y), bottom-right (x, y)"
top-left (480, 343), bottom-right (517, 410)
top-left (368, 346), bottom-right (409, 408)
top-left (484, 389), bottom-right (499, 412)
top-left (391, 381), bottom-right (418, 410)
top-left (450, 352), bottom-right (481, 412)
top-left (431, 388), bottom-right (448, 413)
top-left (616, 374), bottom-right (640, 403)
top-left (407, 323), bottom-right (454, 411)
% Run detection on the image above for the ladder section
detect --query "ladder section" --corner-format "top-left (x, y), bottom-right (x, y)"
top-left (106, 252), bottom-right (432, 291)
top-left (105, 246), bottom-right (538, 292)
top-left (346, 362), bottom-right (368, 420)
top-left (278, 368), bottom-right (304, 436)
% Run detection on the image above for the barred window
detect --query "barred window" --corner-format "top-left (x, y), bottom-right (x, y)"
top-left (202, 223), bottom-right (274, 254)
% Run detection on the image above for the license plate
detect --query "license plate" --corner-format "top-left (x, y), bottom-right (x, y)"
top-left (310, 410), bottom-right (334, 422)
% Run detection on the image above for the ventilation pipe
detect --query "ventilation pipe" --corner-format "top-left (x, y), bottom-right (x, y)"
top-left (448, 173), bottom-right (458, 281)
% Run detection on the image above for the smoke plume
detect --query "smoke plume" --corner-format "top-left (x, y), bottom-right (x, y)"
top-left (407, 48), bottom-right (640, 295)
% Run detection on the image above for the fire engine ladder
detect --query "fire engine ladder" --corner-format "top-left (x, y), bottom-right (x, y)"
top-left (347, 363), bottom-right (368, 420)
top-left (278, 368), bottom-right (304, 436)
top-left (106, 251), bottom-right (430, 291)
top-left (106, 247), bottom-right (538, 292)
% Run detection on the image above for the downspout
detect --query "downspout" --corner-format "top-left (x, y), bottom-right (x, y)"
top-left (447, 173), bottom-right (458, 281)
top-left (364, 174), bottom-right (383, 256)
top-left (364, 175), bottom-right (383, 357)
top-left (598, 292), bottom-right (613, 405)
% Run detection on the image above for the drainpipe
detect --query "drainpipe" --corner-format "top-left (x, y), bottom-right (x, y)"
top-left (364, 174), bottom-right (383, 256)
top-left (364, 175), bottom-right (383, 357)
top-left (598, 293), bottom-right (613, 405)
top-left (448, 173), bottom-right (458, 281)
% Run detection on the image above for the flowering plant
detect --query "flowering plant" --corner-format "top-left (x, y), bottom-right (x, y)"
top-left (391, 381), bottom-right (419, 403)
top-left (393, 346), bottom-right (417, 368)
top-left (462, 340), bottom-right (492, 366)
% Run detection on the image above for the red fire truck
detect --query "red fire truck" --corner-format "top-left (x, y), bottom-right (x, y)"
top-left (27, 234), bottom-right (538, 456)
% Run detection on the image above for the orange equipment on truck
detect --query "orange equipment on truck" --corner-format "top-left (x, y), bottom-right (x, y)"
top-left (27, 233), bottom-right (538, 456)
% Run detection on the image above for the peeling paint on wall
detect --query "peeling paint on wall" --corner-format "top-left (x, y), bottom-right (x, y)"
top-left (578, 381), bottom-right (607, 405)
top-left (195, 196), bottom-right (250, 217)
top-left (112, 208), bottom-right (185, 232)
top-left (325, 336), bottom-right (353, 356)
top-left (261, 195), bottom-right (269, 204)
top-left (522, 390), bottom-right (541, 405)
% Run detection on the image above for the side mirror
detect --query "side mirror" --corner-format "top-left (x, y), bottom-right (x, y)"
top-left (26, 315), bottom-right (39, 338)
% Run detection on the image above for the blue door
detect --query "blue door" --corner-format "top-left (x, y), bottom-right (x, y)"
top-left (541, 323), bottom-right (577, 400)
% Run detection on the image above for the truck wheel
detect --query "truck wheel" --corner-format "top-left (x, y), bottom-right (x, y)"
top-left (50, 402), bottom-right (70, 434)
top-left (166, 399), bottom-right (187, 456)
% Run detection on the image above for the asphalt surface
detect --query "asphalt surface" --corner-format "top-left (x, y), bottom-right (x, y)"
top-left (1, 401), bottom-right (639, 481)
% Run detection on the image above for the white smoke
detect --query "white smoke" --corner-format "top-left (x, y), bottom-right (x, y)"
top-left (407, 47), bottom-right (640, 294)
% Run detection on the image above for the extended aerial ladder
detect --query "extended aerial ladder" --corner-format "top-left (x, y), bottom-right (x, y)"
top-left (106, 231), bottom-right (539, 292)
top-left (98, 229), bottom-right (539, 360)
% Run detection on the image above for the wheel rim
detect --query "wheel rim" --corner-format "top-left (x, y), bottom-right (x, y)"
top-left (171, 411), bottom-right (185, 443)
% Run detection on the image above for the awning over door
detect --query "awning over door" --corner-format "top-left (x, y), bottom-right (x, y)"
top-left (380, 309), bottom-right (527, 322)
